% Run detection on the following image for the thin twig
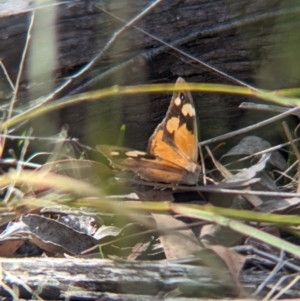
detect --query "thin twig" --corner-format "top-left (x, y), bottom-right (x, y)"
top-left (263, 273), bottom-right (298, 300)
top-left (270, 274), bottom-right (300, 300)
top-left (275, 160), bottom-right (298, 184)
top-left (240, 102), bottom-right (300, 118)
top-left (253, 250), bottom-right (285, 297)
top-left (0, 61), bottom-right (15, 92)
top-left (127, 179), bottom-right (300, 198)
top-left (0, 133), bottom-right (77, 142)
top-left (200, 107), bottom-right (300, 145)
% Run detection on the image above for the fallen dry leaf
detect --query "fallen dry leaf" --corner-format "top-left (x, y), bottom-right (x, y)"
top-left (200, 224), bottom-right (244, 247)
top-left (94, 225), bottom-right (122, 240)
top-left (222, 136), bottom-right (286, 170)
top-left (0, 221), bottom-right (30, 256)
top-left (22, 214), bottom-right (97, 255)
top-left (152, 214), bottom-right (202, 259)
top-left (0, 239), bottom-right (25, 256)
top-left (225, 154), bottom-right (270, 183)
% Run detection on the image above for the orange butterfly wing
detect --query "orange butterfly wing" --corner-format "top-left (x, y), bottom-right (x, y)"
top-left (97, 77), bottom-right (201, 185)
top-left (147, 77), bottom-right (199, 174)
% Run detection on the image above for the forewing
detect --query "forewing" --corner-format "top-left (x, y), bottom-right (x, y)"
top-left (148, 77), bottom-right (198, 165)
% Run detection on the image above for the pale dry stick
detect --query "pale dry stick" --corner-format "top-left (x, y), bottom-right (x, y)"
top-left (276, 166), bottom-right (299, 187)
top-left (200, 107), bottom-right (300, 146)
top-left (0, 158), bottom-right (40, 169)
top-left (253, 250), bottom-right (285, 297)
top-left (219, 137), bottom-right (300, 172)
top-left (31, 0), bottom-right (162, 107)
top-left (7, 12), bottom-right (34, 120)
top-left (263, 273), bottom-right (299, 301)
top-left (205, 146), bottom-right (231, 179)
top-left (270, 274), bottom-right (300, 300)
top-left (0, 133), bottom-right (77, 142)
top-left (282, 121), bottom-right (300, 193)
top-left (0, 281), bottom-right (19, 300)
top-left (0, 61), bottom-right (15, 92)
top-left (173, 185), bottom-right (300, 198)
top-left (0, 149), bottom-right (75, 170)
top-left (274, 154), bottom-right (298, 185)
top-left (240, 102), bottom-right (300, 119)
top-left (1, 12), bottom-right (35, 153)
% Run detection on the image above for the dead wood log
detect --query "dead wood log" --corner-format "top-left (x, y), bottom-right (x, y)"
top-left (0, 257), bottom-right (283, 300)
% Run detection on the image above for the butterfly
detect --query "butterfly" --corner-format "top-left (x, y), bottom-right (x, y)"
top-left (97, 77), bottom-right (201, 185)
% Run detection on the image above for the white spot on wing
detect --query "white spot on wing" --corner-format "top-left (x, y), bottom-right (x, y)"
top-left (174, 96), bottom-right (181, 106)
top-left (182, 103), bottom-right (194, 116)
top-left (111, 151), bottom-right (120, 156)
top-left (166, 117), bottom-right (179, 133)
top-left (126, 150), bottom-right (147, 157)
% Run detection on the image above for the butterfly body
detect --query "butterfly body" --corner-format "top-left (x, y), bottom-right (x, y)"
top-left (97, 77), bottom-right (201, 185)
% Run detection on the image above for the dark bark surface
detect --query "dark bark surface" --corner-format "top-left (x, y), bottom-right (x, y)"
top-left (0, 0), bottom-right (299, 156)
